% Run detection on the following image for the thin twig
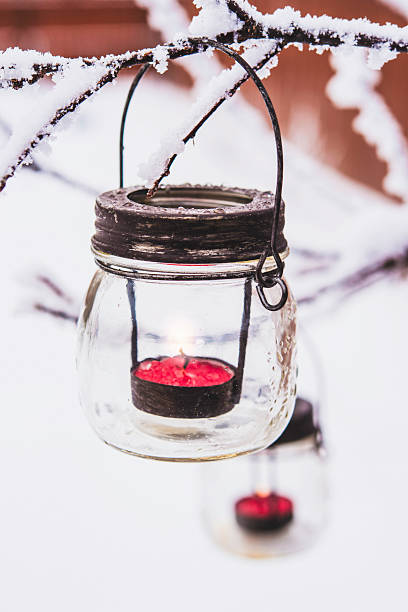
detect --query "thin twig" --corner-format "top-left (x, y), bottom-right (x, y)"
top-left (34, 303), bottom-right (78, 323)
top-left (0, 113), bottom-right (96, 193)
top-left (36, 275), bottom-right (74, 303)
top-left (2, 1), bottom-right (408, 192)
top-left (0, 68), bottom-right (119, 192)
top-left (298, 251), bottom-right (408, 305)
top-left (147, 40), bottom-right (286, 197)
top-left (2, 4), bottom-right (408, 90)
top-left (223, 0), bottom-right (408, 52)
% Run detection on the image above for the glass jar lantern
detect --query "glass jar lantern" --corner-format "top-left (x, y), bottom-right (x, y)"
top-left (201, 397), bottom-right (328, 556)
top-left (76, 40), bottom-right (298, 462)
top-left (77, 185), bottom-right (297, 461)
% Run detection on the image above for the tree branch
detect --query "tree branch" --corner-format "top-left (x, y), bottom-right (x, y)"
top-left (146, 40), bottom-right (285, 197)
top-left (2, 4), bottom-right (408, 90)
top-left (222, 1), bottom-right (408, 53)
top-left (298, 250), bottom-right (408, 305)
top-left (2, 1), bottom-right (408, 192)
top-left (34, 303), bottom-right (78, 324)
top-left (29, 274), bottom-right (79, 324)
top-left (0, 67), bottom-right (118, 192)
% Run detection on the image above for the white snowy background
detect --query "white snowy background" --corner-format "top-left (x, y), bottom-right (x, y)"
top-left (1, 0), bottom-right (408, 608)
top-left (0, 70), bottom-right (407, 611)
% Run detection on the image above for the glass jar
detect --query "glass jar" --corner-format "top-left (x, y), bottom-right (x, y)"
top-left (77, 185), bottom-right (297, 461)
top-left (200, 397), bottom-right (328, 556)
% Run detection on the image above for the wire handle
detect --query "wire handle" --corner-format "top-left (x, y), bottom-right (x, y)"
top-left (119, 38), bottom-right (288, 311)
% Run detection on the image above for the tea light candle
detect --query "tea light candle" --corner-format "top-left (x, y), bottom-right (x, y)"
top-left (135, 354), bottom-right (233, 387)
top-left (235, 492), bottom-right (294, 532)
top-left (131, 354), bottom-right (236, 419)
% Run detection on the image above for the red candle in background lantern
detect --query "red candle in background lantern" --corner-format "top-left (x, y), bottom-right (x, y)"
top-left (235, 492), bottom-right (294, 533)
top-left (233, 400), bottom-right (318, 533)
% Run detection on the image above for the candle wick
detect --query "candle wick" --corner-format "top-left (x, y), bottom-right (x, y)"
top-left (178, 347), bottom-right (189, 370)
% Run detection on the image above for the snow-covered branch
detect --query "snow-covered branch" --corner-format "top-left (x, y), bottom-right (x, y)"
top-left (136, 0), bottom-right (220, 87)
top-left (295, 202), bottom-right (408, 307)
top-left (195, 1), bottom-right (408, 55)
top-left (298, 250), bottom-right (408, 306)
top-left (3, 3), bottom-right (408, 91)
top-left (1, 1), bottom-right (408, 193)
top-left (28, 274), bottom-right (79, 324)
top-left (0, 62), bottom-right (118, 192)
top-left (142, 40), bottom-right (284, 195)
top-left (327, 49), bottom-right (408, 201)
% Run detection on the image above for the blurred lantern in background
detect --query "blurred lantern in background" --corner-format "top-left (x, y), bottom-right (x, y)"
top-left (201, 332), bottom-right (328, 557)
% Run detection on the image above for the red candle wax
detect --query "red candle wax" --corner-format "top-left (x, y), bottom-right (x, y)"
top-left (134, 355), bottom-right (234, 387)
top-left (235, 493), bottom-right (294, 532)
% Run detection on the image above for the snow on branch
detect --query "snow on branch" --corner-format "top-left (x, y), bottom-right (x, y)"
top-left (0, 45), bottom-right (200, 92)
top-left (298, 248), bottom-right (408, 307)
top-left (2, 2), bottom-right (408, 90)
top-left (1, 0), bottom-right (408, 192)
top-left (140, 40), bottom-right (283, 194)
top-left (327, 49), bottom-right (408, 201)
top-left (0, 61), bottom-right (118, 192)
top-left (0, 48), bottom-right (74, 89)
top-left (193, 1), bottom-right (408, 55)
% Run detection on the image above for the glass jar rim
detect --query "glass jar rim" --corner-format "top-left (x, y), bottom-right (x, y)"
top-left (92, 246), bottom-right (290, 280)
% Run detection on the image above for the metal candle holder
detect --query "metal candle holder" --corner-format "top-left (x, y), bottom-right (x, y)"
top-left (127, 278), bottom-right (251, 419)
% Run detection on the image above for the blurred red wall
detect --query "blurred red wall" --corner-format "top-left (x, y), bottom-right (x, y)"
top-left (0, 0), bottom-right (156, 57)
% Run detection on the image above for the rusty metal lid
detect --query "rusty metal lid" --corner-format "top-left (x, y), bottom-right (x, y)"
top-left (91, 184), bottom-right (287, 264)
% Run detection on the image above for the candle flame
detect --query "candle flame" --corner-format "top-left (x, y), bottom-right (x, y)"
top-left (255, 488), bottom-right (271, 498)
top-left (166, 317), bottom-right (195, 355)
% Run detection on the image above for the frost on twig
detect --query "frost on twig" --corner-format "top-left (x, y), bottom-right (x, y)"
top-left (1, 2), bottom-right (407, 89)
top-left (197, 0), bottom-right (408, 52)
top-left (1, 0), bottom-right (408, 192)
top-left (0, 61), bottom-right (118, 192)
top-left (327, 48), bottom-right (408, 201)
top-left (27, 274), bottom-right (79, 324)
top-left (296, 204), bottom-right (408, 307)
top-left (140, 40), bottom-right (283, 195)
top-left (1, 2), bottom-right (407, 90)
top-left (136, 0), bottom-right (220, 87)
top-left (298, 250), bottom-right (408, 307)
top-left (0, 112), bottom-right (96, 194)
top-left (0, 48), bottom-right (74, 89)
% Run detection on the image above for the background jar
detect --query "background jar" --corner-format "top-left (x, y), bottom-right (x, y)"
top-left (200, 397), bottom-right (328, 556)
top-left (77, 185), bottom-right (297, 462)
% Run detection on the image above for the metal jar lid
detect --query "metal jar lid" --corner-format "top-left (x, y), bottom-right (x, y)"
top-left (92, 184), bottom-right (288, 264)
top-left (272, 398), bottom-right (320, 447)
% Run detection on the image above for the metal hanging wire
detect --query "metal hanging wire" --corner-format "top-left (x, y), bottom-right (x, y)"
top-left (119, 38), bottom-right (288, 312)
